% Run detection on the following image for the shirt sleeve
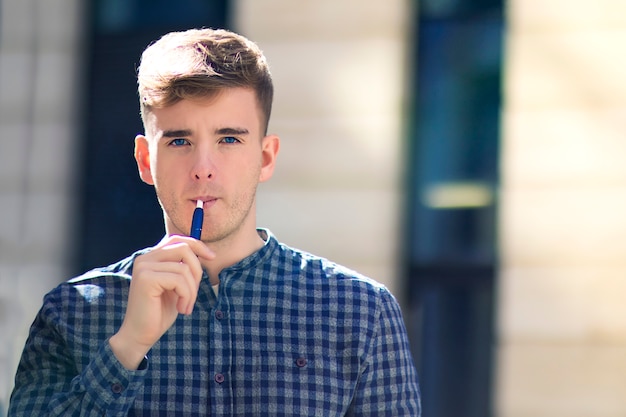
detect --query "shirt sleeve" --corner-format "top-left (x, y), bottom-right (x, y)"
top-left (349, 288), bottom-right (422, 417)
top-left (8, 294), bottom-right (148, 417)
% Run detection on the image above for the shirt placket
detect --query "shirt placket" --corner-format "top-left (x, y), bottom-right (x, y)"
top-left (210, 274), bottom-right (234, 416)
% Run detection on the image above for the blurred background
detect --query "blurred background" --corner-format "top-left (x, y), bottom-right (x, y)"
top-left (1, 0), bottom-right (626, 416)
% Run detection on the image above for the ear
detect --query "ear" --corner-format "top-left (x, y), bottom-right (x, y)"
top-left (134, 135), bottom-right (155, 185)
top-left (259, 134), bottom-right (280, 183)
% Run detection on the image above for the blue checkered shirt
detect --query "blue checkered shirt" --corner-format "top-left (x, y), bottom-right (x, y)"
top-left (9, 229), bottom-right (421, 416)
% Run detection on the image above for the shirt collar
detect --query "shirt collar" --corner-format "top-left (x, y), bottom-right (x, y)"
top-left (220, 228), bottom-right (278, 274)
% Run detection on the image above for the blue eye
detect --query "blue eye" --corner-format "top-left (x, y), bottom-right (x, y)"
top-left (221, 136), bottom-right (239, 144)
top-left (170, 138), bottom-right (188, 146)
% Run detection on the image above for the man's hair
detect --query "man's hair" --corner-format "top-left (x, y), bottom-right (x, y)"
top-left (137, 28), bottom-right (273, 133)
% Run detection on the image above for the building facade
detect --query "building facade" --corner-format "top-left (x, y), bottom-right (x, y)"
top-left (2, 0), bottom-right (626, 416)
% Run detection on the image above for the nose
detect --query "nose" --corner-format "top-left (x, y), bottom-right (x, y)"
top-left (191, 149), bottom-right (214, 181)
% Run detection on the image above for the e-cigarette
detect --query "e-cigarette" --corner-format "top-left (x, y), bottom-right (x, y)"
top-left (190, 200), bottom-right (204, 240)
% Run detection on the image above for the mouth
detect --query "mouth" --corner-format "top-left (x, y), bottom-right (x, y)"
top-left (191, 197), bottom-right (218, 208)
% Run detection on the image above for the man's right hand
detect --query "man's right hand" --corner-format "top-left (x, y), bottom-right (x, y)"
top-left (109, 235), bottom-right (215, 369)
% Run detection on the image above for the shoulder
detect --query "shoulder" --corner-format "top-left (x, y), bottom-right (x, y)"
top-left (65, 248), bottom-right (149, 287)
top-left (45, 248), bottom-right (151, 305)
top-left (273, 236), bottom-right (391, 297)
top-left (272, 240), bottom-right (409, 342)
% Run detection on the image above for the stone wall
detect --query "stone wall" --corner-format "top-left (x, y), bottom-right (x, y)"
top-left (497, 1), bottom-right (626, 415)
top-left (235, 0), bottom-right (411, 297)
top-left (0, 0), bottom-right (84, 411)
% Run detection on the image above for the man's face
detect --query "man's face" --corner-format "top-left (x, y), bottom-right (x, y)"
top-left (134, 87), bottom-right (279, 244)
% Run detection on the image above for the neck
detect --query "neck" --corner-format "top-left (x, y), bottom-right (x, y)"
top-left (200, 227), bottom-right (264, 285)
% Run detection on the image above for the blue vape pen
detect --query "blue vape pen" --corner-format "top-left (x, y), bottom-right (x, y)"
top-left (190, 200), bottom-right (204, 240)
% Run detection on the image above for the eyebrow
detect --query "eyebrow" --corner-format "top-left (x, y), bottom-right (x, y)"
top-left (161, 127), bottom-right (249, 138)
top-left (162, 129), bottom-right (192, 138)
top-left (216, 127), bottom-right (249, 136)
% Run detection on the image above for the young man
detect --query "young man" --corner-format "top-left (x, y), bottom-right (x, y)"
top-left (9, 28), bottom-right (421, 416)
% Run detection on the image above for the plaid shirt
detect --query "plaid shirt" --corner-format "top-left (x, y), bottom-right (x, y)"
top-left (9, 229), bottom-right (421, 416)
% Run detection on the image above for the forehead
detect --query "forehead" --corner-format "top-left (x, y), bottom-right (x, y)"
top-left (143, 88), bottom-right (263, 136)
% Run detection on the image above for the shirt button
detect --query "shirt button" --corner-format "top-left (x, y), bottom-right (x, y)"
top-left (214, 373), bottom-right (225, 384)
top-left (214, 310), bottom-right (224, 320)
top-left (295, 357), bottom-right (307, 367)
top-left (111, 383), bottom-right (124, 394)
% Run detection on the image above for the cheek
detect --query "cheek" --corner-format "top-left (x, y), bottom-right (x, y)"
top-left (150, 154), bottom-right (177, 182)
top-left (243, 161), bottom-right (263, 187)
top-left (151, 162), bottom-right (180, 195)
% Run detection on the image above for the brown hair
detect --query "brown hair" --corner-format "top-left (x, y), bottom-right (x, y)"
top-left (137, 28), bottom-right (273, 133)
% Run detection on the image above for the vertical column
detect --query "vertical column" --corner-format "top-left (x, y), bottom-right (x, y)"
top-left (234, 0), bottom-right (411, 296)
top-left (498, 1), bottom-right (626, 416)
top-left (0, 0), bottom-right (84, 408)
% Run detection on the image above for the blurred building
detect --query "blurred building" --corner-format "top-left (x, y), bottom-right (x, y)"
top-left (1, 0), bottom-right (626, 416)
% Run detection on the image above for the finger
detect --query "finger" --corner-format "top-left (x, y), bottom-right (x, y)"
top-left (134, 244), bottom-right (204, 310)
top-left (160, 235), bottom-right (216, 261)
top-left (148, 243), bottom-right (204, 281)
top-left (170, 245), bottom-right (204, 282)
top-left (133, 261), bottom-right (199, 314)
top-left (154, 237), bottom-right (214, 268)
top-left (162, 260), bottom-right (201, 313)
top-left (158, 261), bottom-right (200, 313)
top-left (186, 238), bottom-right (216, 261)
top-left (146, 269), bottom-right (196, 315)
